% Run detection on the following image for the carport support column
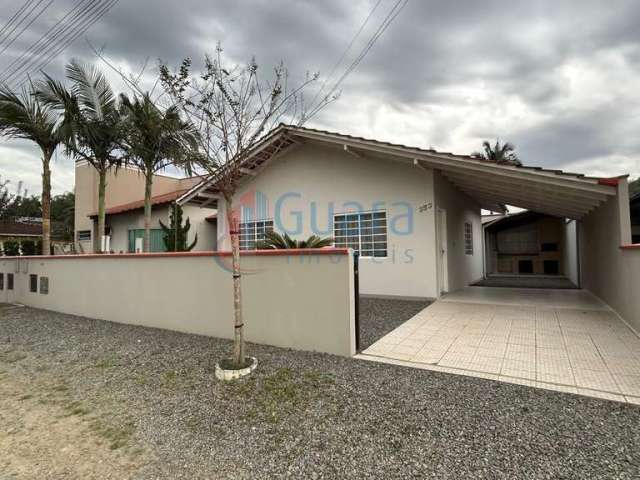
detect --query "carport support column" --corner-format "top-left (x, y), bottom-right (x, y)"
top-left (616, 178), bottom-right (632, 245)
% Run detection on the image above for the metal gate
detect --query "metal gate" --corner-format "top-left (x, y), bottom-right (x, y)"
top-left (353, 252), bottom-right (360, 352)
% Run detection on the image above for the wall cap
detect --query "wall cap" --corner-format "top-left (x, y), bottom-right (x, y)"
top-left (0, 248), bottom-right (351, 260)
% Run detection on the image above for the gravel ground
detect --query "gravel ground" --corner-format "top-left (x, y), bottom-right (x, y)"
top-left (1, 302), bottom-right (640, 479)
top-left (358, 297), bottom-right (431, 350)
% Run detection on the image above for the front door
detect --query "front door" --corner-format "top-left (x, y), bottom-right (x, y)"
top-left (437, 208), bottom-right (449, 295)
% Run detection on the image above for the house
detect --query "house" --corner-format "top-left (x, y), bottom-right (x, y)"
top-left (74, 162), bottom-right (216, 253)
top-left (75, 124), bottom-right (623, 300)
top-left (0, 221), bottom-right (42, 254)
top-left (482, 211), bottom-right (579, 285)
top-left (631, 192), bottom-right (640, 244)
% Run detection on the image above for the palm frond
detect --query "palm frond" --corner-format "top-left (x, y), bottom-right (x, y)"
top-left (66, 59), bottom-right (116, 121)
top-left (0, 83), bottom-right (61, 151)
top-left (256, 230), bottom-right (333, 249)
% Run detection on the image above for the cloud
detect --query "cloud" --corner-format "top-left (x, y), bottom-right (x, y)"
top-left (1, 0), bottom-right (640, 195)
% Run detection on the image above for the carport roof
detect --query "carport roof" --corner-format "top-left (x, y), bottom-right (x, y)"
top-left (179, 124), bottom-right (621, 219)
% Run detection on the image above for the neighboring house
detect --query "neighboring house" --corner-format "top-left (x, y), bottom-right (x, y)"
top-left (482, 211), bottom-right (579, 284)
top-left (74, 125), bottom-right (619, 299)
top-left (74, 162), bottom-right (216, 253)
top-left (631, 192), bottom-right (640, 244)
top-left (0, 221), bottom-right (42, 253)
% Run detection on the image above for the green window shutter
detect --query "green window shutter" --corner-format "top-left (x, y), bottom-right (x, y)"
top-left (128, 229), bottom-right (166, 252)
top-left (151, 229), bottom-right (166, 252)
top-left (128, 229), bottom-right (135, 252)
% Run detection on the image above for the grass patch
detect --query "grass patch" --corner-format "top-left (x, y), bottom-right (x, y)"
top-left (162, 370), bottom-right (178, 388)
top-left (94, 357), bottom-right (118, 369)
top-left (226, 367), bottom-right (335, 424)
top-left (63, 400), bottom-right (91, 417)
top-left (0, 349), bottom-right (27, 364)
top-left (90, 418), bottom-right (135, 450)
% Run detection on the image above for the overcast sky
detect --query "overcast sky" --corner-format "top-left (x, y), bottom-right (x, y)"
top-left (1, 0), bottom-right (639, 196)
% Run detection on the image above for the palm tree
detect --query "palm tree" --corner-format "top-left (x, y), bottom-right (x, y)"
top-left (256, 230), bottom-right (333, 249)
top-left (474, 139), bottom-right (522, 166)
top-left (119, 93), bottom-right (198, 252)
top-left (37, 60), bottom-right (123, 252)
top-left (0, 84), bottom-right (62, 254)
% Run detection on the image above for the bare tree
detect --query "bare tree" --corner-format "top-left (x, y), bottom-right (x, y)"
top-left (159, 44), bottom-right (333, 368)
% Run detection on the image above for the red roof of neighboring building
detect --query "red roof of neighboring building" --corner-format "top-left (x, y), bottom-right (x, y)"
top-left (89, 189), bottom-right (188, 218)
top-left (0, 222), bottom-right (43, 237)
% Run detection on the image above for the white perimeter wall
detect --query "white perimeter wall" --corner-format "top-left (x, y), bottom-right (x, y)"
top-left (582, 183), bottom-right (640, 333)
top-left (0, 251), bottom-right (356, 357)
top-left (217, 142), bottom-right (438, 299)
top-left (433, 171), bottom-right (483, 292)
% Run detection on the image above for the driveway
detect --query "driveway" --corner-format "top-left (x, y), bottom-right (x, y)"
top-left (360, 287), bottom-right (640, 404)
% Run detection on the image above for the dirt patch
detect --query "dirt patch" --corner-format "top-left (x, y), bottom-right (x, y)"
top-left (0, 373), bottom-right (148, 479)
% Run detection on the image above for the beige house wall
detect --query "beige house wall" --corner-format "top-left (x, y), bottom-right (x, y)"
top-left (433, 171), bottom-right (483, 292)
top-left (0, 251), bottom-right (356, 356)
top-left (582, 179), bottom-right (640, 333)
top-left (216, 142), bottom-right (440, 299)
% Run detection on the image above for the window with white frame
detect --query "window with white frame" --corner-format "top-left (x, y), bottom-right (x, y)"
top-left (77, 230), bottom-right (91, 241)
top-left (239, 219), bottom-right (274, 250)
top-left (334, 210), bottom-right (387, 257)
top-left (464, 222), bottom-right (473, 255)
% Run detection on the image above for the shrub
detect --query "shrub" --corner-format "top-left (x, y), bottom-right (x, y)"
top-left (3, 240), bottom-right (20, 256)
top-left (256, 231), bottom-right (333, 249)
top-left (21, 240), bottom-right (36, 256)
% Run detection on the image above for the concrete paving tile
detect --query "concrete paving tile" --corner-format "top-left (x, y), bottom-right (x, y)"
top-left (612, 374), bottom-right (640, 397)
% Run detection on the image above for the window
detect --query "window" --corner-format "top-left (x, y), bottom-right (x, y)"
top-left (334, 211), bottom-right (387, 258)
top-left (29, 274), bottom-right (38, 293)
top-left (541, 242), bottom-right (559, 252)
top-left (40, 276), bottom-right (49, 294)
top-left (0, 273), bottom-right (3, 290)
top-left (519, 260), bottom-right (533, 274)
top-left (128, 229), bottom-right (166, 252)
top-left (239, 220), bottom-right (274, 250)
top-left (77, 230), bottom-right (91, 241)
top-left (464, 222), bottom-right (473, 255)
top-left (544, 260), bottom-right (559, 275)
top-left (7, 273), bottom-right (13, 290)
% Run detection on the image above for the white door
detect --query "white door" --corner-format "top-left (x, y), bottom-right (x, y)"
top-left (437, 208), bottom-right (449, 295)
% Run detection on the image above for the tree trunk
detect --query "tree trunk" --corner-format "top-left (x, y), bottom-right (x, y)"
top-left (97, 168), bottom-right (107, 253)
top-left (41, 151), bottom-right (52, 255)
top-left (225, 193), bottom-right (245, 367)
top-left (143, 171), bottom-right (153, 253)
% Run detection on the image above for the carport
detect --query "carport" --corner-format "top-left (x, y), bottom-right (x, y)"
top-left (359, 159), bottom-right (640, 403)
top-left (414, 154), bottom-right (621, 293)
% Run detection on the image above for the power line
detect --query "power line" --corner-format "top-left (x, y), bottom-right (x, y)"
top-left (0, 0), bottom-right (53, 57)
top-left (2, 0), bottom-right (97, 83)
top-left (310, 0), bottom-right (384, 107)
top-left (308, 0), bottom-right (409, 119)
top-left (31, 0), bottom-right (119, 78)
top-left (327, 0), bottom-right (408, 98)
top-left (8, 0), bottom-right (119, 88)
top-left (0, 0), bottom-right (35, 45)
top-left (4, 0), bottom-right (105, 84)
